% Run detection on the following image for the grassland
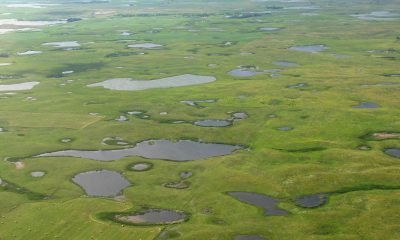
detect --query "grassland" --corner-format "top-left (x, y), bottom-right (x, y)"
top-left (0, 0), bottom-right (399, 239)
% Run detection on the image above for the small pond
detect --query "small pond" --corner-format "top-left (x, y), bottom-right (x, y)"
top-left (0, 81), bottom-right (39, 91)
top-left (72, 170), bottom-right (130, 197)
top-left (295, 193), bottom-right (327, 208)
top-left (115, 209), bottom-right (187, 225)
top-left (289, 45), bottom-right (327, 53)
top-left (228, 192), bottom-right (288, 216)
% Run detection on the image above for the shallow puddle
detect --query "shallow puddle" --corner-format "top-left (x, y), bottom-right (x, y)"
top-left (180, 99), bottom-right (216, 107)
top-left (128, 43), bottom-right (162, 49)
top-left (352, 102), bottom-right (379, 108)
top-left (72, 170), bottom-right (130, 197)
top-left (88, 74), bottom-right (216, 91)
top-left (36, 140), bottom-right (241, 161)
top-left (194, 120), bottom-right (232, 127)
top-left (289, 44), bottom-right (327, 53)
top-left (42, 41), bottom-right (80, 47)
top-left (129, 162), bottom-right (152, 171)
top-left (295, 194), bottom-right (327, 208)
top-left (273, 61), bottom-right (298, 67)
top-left (232, 112), bottom-right (248, 120)
top-left (180, 171), bottom-right (192, 179)
top-left (259, 27), bottom-right (281, 31)
top-left (229, 69), bottom-right (261, 77)
top-left (351, 11), bottom-right (399, 21)
top-left (228, 192), bottom-right (288, 216)
top-left (30, 171), bottom-right (45, 178)
top-left (277, 126), bottom-right (293, 131)
top-left (288, 83), bottom-right (307, 89)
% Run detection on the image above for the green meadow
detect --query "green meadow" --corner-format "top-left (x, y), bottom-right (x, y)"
top-left (0, 0), bottom-right (399, 239)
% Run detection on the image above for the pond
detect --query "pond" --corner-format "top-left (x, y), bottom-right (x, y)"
top-left (42, 41), bottom-right (80, 48)
top-left (295, 193), bottom-right (327, 208)
top-left (351, 11), bottom-right (399, 21)
top-left (72, 170), bottom-right (130, 197)
top-left (229, 69), bottom-right (262, 77)
top-left (17, 50), bottom-right (42, 56)
top-left (228, 192), bottom-right (288, 216)
top-left (352, 102), bottom-right (379, 108)
top-left (384, 148), bottom-right (400, 158)
top-left (30, 171), bottom-right (45, 178)
top-left (289, 45), bottom-right (327, 53)
top-left (180, 99), bottom-right (216, 107)
top-left (194, 120), bottom-right (232, 127)
top-left (0, 81), bottom-right (39, 91)
top-left (128, 43), bottom-right (162, 49)
top-left (273, 61), bottom-right (298, 67)
top-left (36, 140), bottom-right (242, 161)
top-left (115, 209), bottom-right (187, 225)
top-left (129, 162), bottom-right (153, 171)
top-left (88, 74), bottom-right (216, 91)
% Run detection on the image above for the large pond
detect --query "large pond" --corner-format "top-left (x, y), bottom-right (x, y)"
top-left (72, 170), bottom-right (130, 197)
top-left (88, 74), bottom-right (216, 91)
top-left (0, 81), bottom-right (39, 91)
top-left (228, 192), bottom-right (288, 216)
top-left (36, 140), bottom-right (241, 161)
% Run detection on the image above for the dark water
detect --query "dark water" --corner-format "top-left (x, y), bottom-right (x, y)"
top-left (36, 140), bottom-right (241, 161)
top-left (72, 170), bottom-right (130, 197)
top-left (384, 148), bottom-right (400, 158)
top-left (116, 209), bottom-right (187, 224)
top-left (295, 194), bottom-right (327, 208)
top-left (228, 192), bottom-right (288, 216)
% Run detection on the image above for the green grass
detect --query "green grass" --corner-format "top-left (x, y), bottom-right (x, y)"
top-left (0, 0), bottom-right (399, 239)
